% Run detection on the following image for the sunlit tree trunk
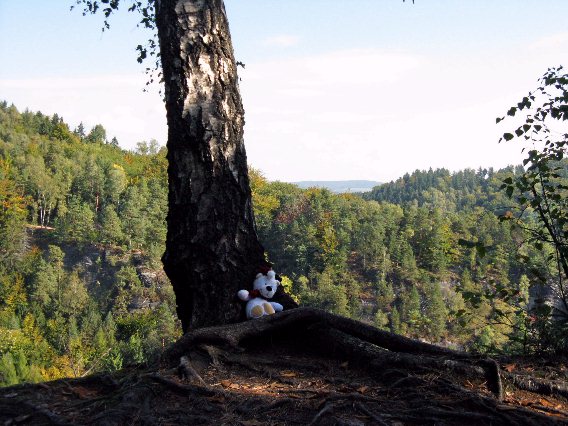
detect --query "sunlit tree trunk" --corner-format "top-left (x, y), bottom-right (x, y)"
top-left (156, 0), bottom-right (266, 331)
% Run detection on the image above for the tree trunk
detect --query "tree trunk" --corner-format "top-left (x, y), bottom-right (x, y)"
top-left (156, 0), bottom-right (266, 331)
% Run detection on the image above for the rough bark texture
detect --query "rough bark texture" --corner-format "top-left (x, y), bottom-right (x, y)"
top-left (156, 0), bottom-right (265, 331)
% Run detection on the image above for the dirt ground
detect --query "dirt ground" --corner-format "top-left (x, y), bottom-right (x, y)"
top-left (1, 342), bottom-right (568, 425)
top-left (2, 308), bottom-right (568, 425)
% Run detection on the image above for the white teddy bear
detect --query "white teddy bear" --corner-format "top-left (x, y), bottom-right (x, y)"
top-left (238, 270), bottom-right (284, 319)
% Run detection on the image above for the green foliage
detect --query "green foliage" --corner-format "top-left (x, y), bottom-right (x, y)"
top-left (85, 124), bottom-right (107, 144)
top-left (251, 160), bottom-right (541, 352)
top-left (298, 269), bottom-right (350, 317)
top-left (498, 66), bottom-right (568, 353)
top-left (0, 352), bottom-right (18, 386)
top-left (0, 95), bottom-right (564, 386)
top-left (55, 197), bottom-right (96, 246)
top-left (0, 103), bottom-right (179, 385)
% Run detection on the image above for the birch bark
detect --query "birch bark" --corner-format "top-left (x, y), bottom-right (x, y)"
top-left (156, 0), bottom-right (265, 331)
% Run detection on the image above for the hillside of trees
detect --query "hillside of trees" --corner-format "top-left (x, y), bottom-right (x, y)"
top-left (0, 102), bottom-right (179, 386)
top-left (253, 165), bottom-right (557, 352)
top-left (0, 101), bottom-right (562, 387)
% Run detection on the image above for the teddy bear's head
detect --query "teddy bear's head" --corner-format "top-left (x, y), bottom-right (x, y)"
top-left (253, 270), bottom-right (279, 299)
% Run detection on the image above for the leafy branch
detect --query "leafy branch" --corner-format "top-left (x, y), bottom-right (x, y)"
top-left (71, 0), bottom-right (161, 89)
top-left (498, 66), bottom-right (568, 317)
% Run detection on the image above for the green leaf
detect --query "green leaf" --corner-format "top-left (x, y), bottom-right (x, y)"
top-left (503, 133), bottom-right (514, 141)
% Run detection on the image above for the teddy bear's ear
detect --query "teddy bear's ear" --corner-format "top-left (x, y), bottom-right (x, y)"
top-left (267, 270), bottom-right (276, 279)
top-left (255, 273), bottom-right (263, 279)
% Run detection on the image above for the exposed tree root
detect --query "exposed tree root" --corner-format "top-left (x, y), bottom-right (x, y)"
top-left (146, 373), bottom-right (217, 397)
top-left (178, 355), bottom-right (207, 385)
top-left (164, 307), bottom-right (467, 363)
top-left (505, 371), bottom-right (568, 399)
top-left (308, 400), bottom-right (335, 426)
top-left (158, 307), bottom-right (563, 424)
top-left (308, 322), bottom-right (503, 398)
top-left (168, 308), bottom-right (503, 399)
top-left (1, 308), bottom-right (567, 425)
top-left (354, 402), bottom-right (390, 426)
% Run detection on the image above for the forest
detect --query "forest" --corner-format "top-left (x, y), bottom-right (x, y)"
top-left (0, 99), bottom-right (565, 387)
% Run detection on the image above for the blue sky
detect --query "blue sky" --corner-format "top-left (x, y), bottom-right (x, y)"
top-left (1, 1), bottom-right (567, 182)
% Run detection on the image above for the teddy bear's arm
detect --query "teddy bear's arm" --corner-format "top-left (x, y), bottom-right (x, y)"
top-left (237, 290), bottom-right (250, 301)
top-left (270, 302), bottom-right (283, 312)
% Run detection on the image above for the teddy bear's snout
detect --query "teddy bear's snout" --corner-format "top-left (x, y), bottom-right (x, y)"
top-left (266, 286), bottom-right (273, 292)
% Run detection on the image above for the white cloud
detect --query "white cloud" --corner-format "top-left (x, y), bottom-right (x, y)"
top-left (2, 41), bottom-right (562, 183)
top-left (261, 35), bottom-right (300, 48)
top-left (529, 32), bottom-right (568, 51)
top-left (0, 74), bottom-right (166, 149)
top-left (238, 47), bottom-right (545, 182)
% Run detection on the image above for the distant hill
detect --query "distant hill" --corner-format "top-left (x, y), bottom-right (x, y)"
top-left (293, 180), bottom-right (380, 193)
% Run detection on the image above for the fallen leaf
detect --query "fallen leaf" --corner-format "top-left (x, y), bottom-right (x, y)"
top-left (357, 386), bottom-right (369, 394)
top-left (504, 364), bottom-right (516, 372)
top-left (539, 398), bottom-right (553, 407)
top-left (71, 386), bottom-right (97, 399)
top-left (220, 380), bottom-right (232, 388)
top-left (280, 371), bottom-right (297, 378)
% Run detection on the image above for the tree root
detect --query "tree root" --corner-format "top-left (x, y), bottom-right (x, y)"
top-left (505, 371), bottom-right (568, 399)
top-left (164, 307), bottom-right (507, 397)
top-left (531, 404), bottom-right (568, 417)
top-left (178, 355), bottom-right (207, 385)
top-left (2, 307), bottom-right (565, 425)
top-left (308, 401), bottom-right (335, 426)
top-left (155, 307), bottom-right (568, 424)
top-left (21, 401), bottom-right (72, 426)
top-left (163, 307), bottom-right (467, 364)
top-left (354, 402), bottom-right (390, 426)
top-left (308, 322), bottom-right (504, 400)
top-left (146, 373), bottom-right (218, 397)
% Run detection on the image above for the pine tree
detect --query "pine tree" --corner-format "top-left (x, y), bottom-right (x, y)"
top-left (403, 285), bottom-right (423, 338)
top-left (424, 281), bottom-right (448, 341)
top-left (0, 353), bottom-right (19, 386)
top-left (74, 122), bottom-right (86, 139)
top-left (99, 205), bottom-right (124, 246)
top-left (390, 306), bottom-right (402, 334)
